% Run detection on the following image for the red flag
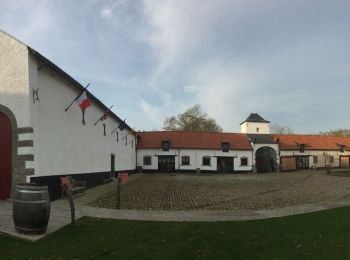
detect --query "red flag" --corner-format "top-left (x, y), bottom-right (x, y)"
top-left (76, 91), bottom-right (91, 111)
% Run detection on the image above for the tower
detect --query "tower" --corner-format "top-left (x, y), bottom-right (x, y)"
top-left (240, 113), bottom-right (271, 134)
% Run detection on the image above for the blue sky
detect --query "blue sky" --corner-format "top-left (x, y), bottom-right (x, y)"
top-left (1, 0), bottom-right (350, 133)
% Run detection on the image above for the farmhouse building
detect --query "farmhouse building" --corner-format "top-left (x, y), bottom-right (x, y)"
top-left (0, 31), bottom-right (136, 200)
top-left (2, 30), bottom-right (350, 201)
top-left (137, 114), bottom-right (350, 174)
top-left (274, 134), bottom-right (350, 171)
top-left (136, 131), bottom-right (253, 173)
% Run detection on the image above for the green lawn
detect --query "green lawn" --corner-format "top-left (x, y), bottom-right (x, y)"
top-left (1, 207), bottom-right (350, 259)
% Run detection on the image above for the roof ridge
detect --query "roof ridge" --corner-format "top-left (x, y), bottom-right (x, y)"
top-left (274, 133), bottom-right (350, 138)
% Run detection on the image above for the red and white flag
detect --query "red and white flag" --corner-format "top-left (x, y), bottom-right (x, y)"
top-left (102, 111), bottom-right (109, 122)
top-left (76, 91), bottom-right (91, 111)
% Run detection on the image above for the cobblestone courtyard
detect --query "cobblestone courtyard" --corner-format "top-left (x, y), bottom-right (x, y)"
top-left (91, 171), bottom-right (350, 211)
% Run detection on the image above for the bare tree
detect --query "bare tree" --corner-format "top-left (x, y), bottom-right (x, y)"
top-left (271, 123), bottom-right (294, 134)
top-left (163, 105), bottom-right (223, 132)
top-left (319, 129), bottom-right (350, 137)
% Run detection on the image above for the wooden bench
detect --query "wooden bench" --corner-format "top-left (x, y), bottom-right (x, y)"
top-left (60, 176), bottom-right (86, 198)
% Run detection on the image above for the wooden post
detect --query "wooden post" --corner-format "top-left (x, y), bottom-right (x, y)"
top-left (116, 177), bottom-right (122, 209)
top-left (67, 190), bottom-right (75, 225)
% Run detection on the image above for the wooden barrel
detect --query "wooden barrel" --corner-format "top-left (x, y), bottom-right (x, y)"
top-left (12, 184), bottom-right (51, 234)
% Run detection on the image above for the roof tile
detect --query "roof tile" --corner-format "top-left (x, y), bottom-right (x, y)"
top-left (137, 131), bottom-right (252, 150)
top-left (273, 134), bottom-right (350, 150)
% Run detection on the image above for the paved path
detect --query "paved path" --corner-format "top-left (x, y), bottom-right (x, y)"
top-left (2, 172), bottom-right (350, 241)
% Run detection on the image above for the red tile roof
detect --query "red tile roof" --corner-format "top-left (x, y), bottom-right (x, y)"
top-left (137, 131), bottom-right (252, 150)
top-left (273, 134), bottom-right (350, 151)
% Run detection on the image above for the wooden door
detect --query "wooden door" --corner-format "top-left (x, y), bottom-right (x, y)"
top-left (217, 157), bottom-right (234, 173)
top-left (296, 156), bottom-right (309, 169)
top-left (0, 112), bottom-right (12, 200)
top-left (158, 156), bottom-right (175, 173)
top-left (340, 156), bottom-right (350, 168)
top-left (280, 157), bottom-right (296, 171)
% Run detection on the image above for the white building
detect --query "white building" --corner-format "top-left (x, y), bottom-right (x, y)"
top-left (0, 31), bottom-right (136, 200)
top-left (136, 131), bottom-right (253, 173)
top-left (2, 30), bottom-right (350, 201)
top-left (274, 134), bottom-right (350, 171)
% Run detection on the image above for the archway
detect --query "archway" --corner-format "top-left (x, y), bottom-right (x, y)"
top-left (0, 111), bottom-right (12, 199)
top-left (255, 146), bottom-right (277, 173)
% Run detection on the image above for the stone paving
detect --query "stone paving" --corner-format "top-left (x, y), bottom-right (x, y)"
top-left (91, 170), bottom-right (350, 210)
top-left (2, 170), bottom-right (350, 241)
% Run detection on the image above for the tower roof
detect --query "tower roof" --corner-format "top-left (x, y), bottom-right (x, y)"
top-left (240, 113), bottom-right (270, 125)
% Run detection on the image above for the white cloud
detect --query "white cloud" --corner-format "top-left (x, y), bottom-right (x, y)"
top-left (140, 99), bottom-right (163, 125)
top-left (101, 7), bottom-right (113, 19)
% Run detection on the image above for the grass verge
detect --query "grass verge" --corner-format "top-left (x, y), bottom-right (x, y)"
top-left (1, 206), bottom-right (350, 259)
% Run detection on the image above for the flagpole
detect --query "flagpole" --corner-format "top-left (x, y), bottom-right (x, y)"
top-left (94, 105), bottom-right (114, 125)
top-left (65, 83), bottom-right (90, 112)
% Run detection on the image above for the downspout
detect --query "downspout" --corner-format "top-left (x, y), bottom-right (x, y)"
top-left (178, 148), bottom-right (180, 172)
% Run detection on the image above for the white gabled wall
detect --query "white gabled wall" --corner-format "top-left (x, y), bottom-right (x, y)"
top-left (0, 31), bottom-right (30, 127)
top-left (137, 149), bottom-right (252, 172)
top-left (240, 122), bottom-right (271, 134)
top-left (29, 55), bottom-right (136, 177)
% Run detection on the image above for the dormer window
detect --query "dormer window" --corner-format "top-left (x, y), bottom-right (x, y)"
top-left (162, 140), bottom-right (170, 151)
top-left (340, 145), bottom-right (345, 153)
top-left (222, 142), bottom-right (229, 152)
top-left (299, 144), bottom-right (305, 153)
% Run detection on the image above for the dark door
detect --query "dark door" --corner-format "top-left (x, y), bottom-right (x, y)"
top-left (296, 156), bottom-right (309, 169)
top-left (256, 147), bottom-right (277, 173)
top-left (0, 112), bottom-right (12, 200)
top-left (111, 154), bottom-right (115, 177)
top-left (217, 157), bottom-right (234, 173)
top-left (158, 156), bottom-right (175, 173)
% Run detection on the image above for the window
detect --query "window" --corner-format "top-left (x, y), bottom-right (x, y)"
top-left (340, 145), bottom-right (345, 153)
top-left (162, 141), bottom-right (170, 151)
top-left (313, 155), bottom-right (318, 164)
top-left (222, 142), bottom-right (229, 152)
top-left (299, 144), bottom-right (305, 153)
top-left (240, 157), bottom-right (248, 166)
top-left (143, 156), bottom-right (151, 165)
top-left (256, 127), bottom-right (260, 133)
top-left (181, 156), bottom-right (190, 165)
top-left (330, 156), bottom-right (334, 164)
top-left (202, 156), bottom-right (211, 166)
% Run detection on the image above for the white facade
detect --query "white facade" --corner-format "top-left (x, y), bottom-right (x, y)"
top-left (28, 58), bottom-right (136, 177)
top-left (280, 150), bottom-right (350, 169)
top-left (0, 31), bottom-right (30, 128)
top-left (137, 149), bottom-right (253, 172)
top-left (240, 122), bottom-right (271, 134)
top-left (0, 31), bottom-right (136, 186)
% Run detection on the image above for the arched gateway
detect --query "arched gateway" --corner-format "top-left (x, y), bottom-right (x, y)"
top-left (0, 111), bottom-right (12, 199)
top-left (255, 146), bottom-right (277, 173)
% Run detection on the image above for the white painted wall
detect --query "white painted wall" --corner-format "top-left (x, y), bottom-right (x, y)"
top-left (240, 122), bottom-right (271, 134)
top-left (280, 150), bottom-right (350, 168)
top-left (0, 31), bottom-right (30, 127)
top-left (137, 149), bottom-right (253, 172)
top-left (28, 55), bottom-right (136, 177)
